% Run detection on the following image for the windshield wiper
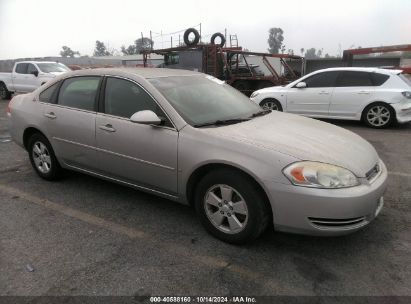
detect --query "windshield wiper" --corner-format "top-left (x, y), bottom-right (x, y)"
top-left (194, 118), bottom-right (250, 128)
top-left (249, 109), bottom-right (272, 118)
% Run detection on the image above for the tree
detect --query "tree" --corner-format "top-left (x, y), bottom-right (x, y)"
top-left (300, 48), bottom-right (305, 56)
top-left (267, 27), bottom-right (284, 54)
top-left (135, 37), bottom-right (153, 53)
top-left (60, 46), bottom-right (80, 58)
top-left (304, 48), bottom-right (318, 59)
top-left (121, 45), bottom-right (137, 55)
top-left (287, 49), bottom-right (294, 56)
top-left (93, 40), bottom-right (112, 56)
top-left (121, 37), bottom-right (154, 55)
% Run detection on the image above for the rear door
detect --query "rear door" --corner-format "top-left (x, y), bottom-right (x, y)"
top-left (42, 76), bottom-right (101, 170)
top-left (286, 71), bottom-right (339, 116)
top-left (329, 71), bottom-right (376, 118)
top-left (13, 63), bottom-right (29, 92)
top-left (26, 64), bottom-right (41, 91)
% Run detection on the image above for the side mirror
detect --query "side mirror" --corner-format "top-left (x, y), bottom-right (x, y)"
top-left (130, 110), bottom-right (162, 125)
top-left (296, 82), bottom-right (306, 88)
top-left (31, 70), bottom-right (39, 77)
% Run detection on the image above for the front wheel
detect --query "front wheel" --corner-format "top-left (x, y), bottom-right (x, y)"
top-left (0, 82), bottom-right (12, 100)
top-left (260, 99), bottom-right (283, 111)
top-left (363, 103), bottom-right (395, 128)
top-left (194, 169), bottom-right (271, 244)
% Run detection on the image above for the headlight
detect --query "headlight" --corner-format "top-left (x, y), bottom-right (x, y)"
top-left (250, 92), bottom-right (259, 98)
top-left (402, 91), bottom-right (411, 99)
top-left (283, 161), bottom-right (360, 189)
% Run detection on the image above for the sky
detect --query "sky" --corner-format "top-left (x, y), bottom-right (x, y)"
top-left (0, 0), bottom-right (410, 60)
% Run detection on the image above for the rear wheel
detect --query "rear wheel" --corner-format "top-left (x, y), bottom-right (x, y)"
top-left (363, 103), bottom-right (395, 128)
top-left (0, 82), bottom-right (11, 100)
top-left (28, 133), bottom-right (63, 180)
top-left (194, 169), bottom-right (271, 244)
top-left (260, 98), bottom-right (283, 111)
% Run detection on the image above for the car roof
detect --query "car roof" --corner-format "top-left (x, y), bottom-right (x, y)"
top-left (315, 67), bottom-right (402, 75)
top-left (61, 67), bottom-right (201, 79)
top-left (16, 61), bottom-right (61, 64)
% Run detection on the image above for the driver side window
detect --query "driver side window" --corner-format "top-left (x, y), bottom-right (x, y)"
top-left (300, 71), bottom-right (339, 88)
top-left (104, 77), bottom-right (172, 127)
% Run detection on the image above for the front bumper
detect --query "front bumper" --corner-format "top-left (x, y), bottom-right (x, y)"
top-left (264, 161), bottom-right (388, 236)
top-left (392, 102), bottom-right (411, 123)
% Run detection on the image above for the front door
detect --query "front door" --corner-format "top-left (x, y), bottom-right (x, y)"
top-left (95, 76), bottom-right (178, 195)
top-left (286, 71), bottom-right (339, 117)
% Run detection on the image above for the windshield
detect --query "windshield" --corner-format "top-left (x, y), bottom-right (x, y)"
top-left (37, 63), bottom-right (70, 73)
top-left (399, 73), bottom-right (411, 86)
top-left (149, 75), bottom-right (262, 126)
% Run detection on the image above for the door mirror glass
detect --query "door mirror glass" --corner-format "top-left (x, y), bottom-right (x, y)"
top-left (130, 110), bottom-right (162, 125)
top-left (296, 82), bottom-right (306, 88)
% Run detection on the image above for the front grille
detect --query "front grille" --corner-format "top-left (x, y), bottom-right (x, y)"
top-left (366, 163), bottom-right (381, 181)
top-left (308, 216), bottom-right (366, 228)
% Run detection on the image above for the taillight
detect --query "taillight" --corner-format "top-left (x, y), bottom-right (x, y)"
top-left (7, 97), bottom-right (14, 115)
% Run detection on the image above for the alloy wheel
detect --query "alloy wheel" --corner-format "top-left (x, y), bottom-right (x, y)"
top-left (262, 101), bottom-right (279, 111)
top-left (366, 105), bottom-right (391, 127)
top-left (32, 141), bottom-right (52, 174)
top-left (204, 184), bottom-right (249, 234)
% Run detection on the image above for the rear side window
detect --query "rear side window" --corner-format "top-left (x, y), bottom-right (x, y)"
top-left (15, 63), bottom-right (28, 74)
top-left (39, 82), bottom-right (59, 103)
top-left (370, 73), bottom-right (390, 86)
top-left (301, 71), bottom-right (339, 88)
top-left (58, 77), bottom-right (100, 111)
top-left (336, 71), bottom-right (373, 87)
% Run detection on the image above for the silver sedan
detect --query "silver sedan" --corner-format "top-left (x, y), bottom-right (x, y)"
top-left (8, 68), bottom-right (387, 244)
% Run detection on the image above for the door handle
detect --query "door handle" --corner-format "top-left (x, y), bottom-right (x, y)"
top-left (44, 112), bottom-right (56, 119)
top-left (99, 124), bottom-right (116, 132)
top-left (358, 91), bottom-right (370, 95)
top-left (319, 91), bottom-right (329, 95)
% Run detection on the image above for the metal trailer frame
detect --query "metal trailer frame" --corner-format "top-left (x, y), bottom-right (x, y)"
top-left (142, 45), bottom-right (305, 95)
top-left (343, 44), bottom-right (411, 74)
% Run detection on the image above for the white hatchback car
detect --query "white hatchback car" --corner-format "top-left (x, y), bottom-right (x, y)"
top-left (250, 67), bottom-right (411, 128)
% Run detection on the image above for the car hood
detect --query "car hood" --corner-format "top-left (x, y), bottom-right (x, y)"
top-left (202, 112), bottom-right (379, 177)
top-left (41, 72), bottom-right (66, 77)
top-left (258, 85), bottom-right (286, 93)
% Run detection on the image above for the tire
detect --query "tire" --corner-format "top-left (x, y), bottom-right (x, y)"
top-left (210, 32), bottom-right (226, 47)
top-left (28, 133), bottom-right (63, 180)
top-left (194, 169), bottom-right (271, 244)
top-left (183, 28), bottom-right (200, 46)
top-left (260, 98), bottom-right (283, 111)
top-left (0, 82), bottom-right (12, 100)
top-left (362, 102), bottom-right (395, 129)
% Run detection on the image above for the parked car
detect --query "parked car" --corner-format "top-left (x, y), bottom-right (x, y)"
top-left (0, 61), bottom-right (70, 100)
top-left (8, 68), bottom-right (387, 244)
top-left (250, 67), bottom-right (411, 128)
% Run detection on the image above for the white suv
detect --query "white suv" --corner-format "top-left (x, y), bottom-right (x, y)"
top-left (250, 67), bottom-right (411, 128)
